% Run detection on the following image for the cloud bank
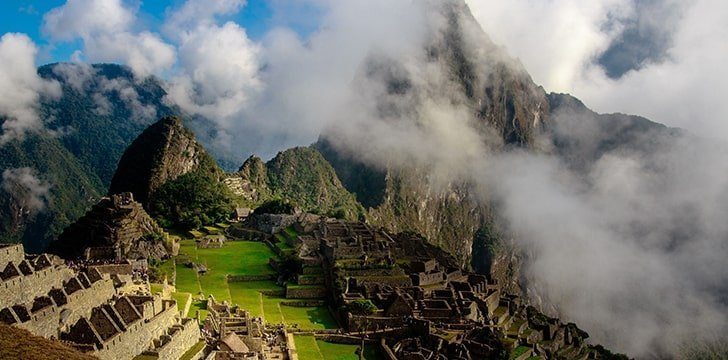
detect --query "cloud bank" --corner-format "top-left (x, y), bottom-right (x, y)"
top-left (43, 0), bottom-right (175, 76)
top-left (2, 167), bottom-right (52, 214)
top-left (0, 33), bottom-right (61, 144)
top-left (465, 0), bottom-right (728, 140)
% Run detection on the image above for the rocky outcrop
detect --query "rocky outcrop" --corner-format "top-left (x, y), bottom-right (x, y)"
top-left (51, 192), bottom-right (172, 260)
top-left (230, 147), bottom-right (363, 220)
top-left (108, 116), bottom-right (209, 208)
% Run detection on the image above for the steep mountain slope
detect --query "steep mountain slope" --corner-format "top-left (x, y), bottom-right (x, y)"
top-left (108, 116), bottom-right (212, 206)
top-left (546, 93), bottom-right (681, 170)
top-left (231, 147), bottom-right (363, 220)
top-left (314, 0), bottom-right (548, 285)
top-left (38, 63), bottom-right (178, 186)
top-left (109, 116), bottom-right (234, 230)
top-left (315, 0), bottom-right (682, 293)
top-left (0, 136), bottom-right (101, 252)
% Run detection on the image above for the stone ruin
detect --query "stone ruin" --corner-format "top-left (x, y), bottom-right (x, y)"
top-left (52, 192), bottom-right (178, 261)
top-left (204, 296), bottom-right (265, 358)
top-left (302, 219), bottom-right (620, 360)
top-left (0, 243), bottom-right (202, 360)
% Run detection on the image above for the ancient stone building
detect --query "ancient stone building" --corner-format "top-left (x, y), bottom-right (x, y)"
top-left (52, 192), bottom-right (177, 261)
top-left (0, 243), bottom-right (201, 360)
top-left (304, 220), bottom-right (618, 359)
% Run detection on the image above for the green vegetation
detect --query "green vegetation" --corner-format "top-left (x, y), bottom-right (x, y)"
top-left (171, 238), bottom-right (335, 329)
top-left (151, 154), bottom-right (235, 230)
top-left (256, 198), bottom-right (297, 215)
top-left (0, 135), bottom-right (103, 250)
top-left (509, 346), bottom-right (531, 360)
top-left (345, 299), bottom-right (378, 315)
top-left (189, 299), bottom-right (208, 320)
top-left (293, 335), bottom-right (381, 360)
top-left (238, 147), bottom-right (364, 220)
top-left (171, 292), bottom-right (192, 315)
top-left (179, 341), bottom-right (206, 360)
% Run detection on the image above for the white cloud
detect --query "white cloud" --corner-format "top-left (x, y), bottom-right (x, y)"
top-left (464, 0), bottom-right (728, 140)
top-left (0, 33), bottom-right (61, 144)
top-left (166, 21), bottom-right (262, 124)
top-left (42, 0), bottom-right (133, 41)
top-left (163, 0), bottom-right (246, 38)
top-left (43, 0), bottom-right (175, 77)
top-left (2, 167), bottom-right (51, 213)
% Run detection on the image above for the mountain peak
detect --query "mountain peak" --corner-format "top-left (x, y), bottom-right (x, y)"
top-left (108, 115), bottom-right (210, 207)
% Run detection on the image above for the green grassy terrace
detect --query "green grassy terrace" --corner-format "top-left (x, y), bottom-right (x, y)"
top-left (168, 237), bottom-right (337, 330)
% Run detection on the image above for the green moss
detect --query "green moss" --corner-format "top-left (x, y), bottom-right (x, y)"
top-left (179, 341), bottom-right (206, 360)
top-left (509, 346), bottom-right (531, 360)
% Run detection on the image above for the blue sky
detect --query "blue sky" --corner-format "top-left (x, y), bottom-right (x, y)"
top-left (0, 0), bottom-right (316, 65)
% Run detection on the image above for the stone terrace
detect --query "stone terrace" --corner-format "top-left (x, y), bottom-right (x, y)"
top-left (0, 243), bottom-right (202, 360)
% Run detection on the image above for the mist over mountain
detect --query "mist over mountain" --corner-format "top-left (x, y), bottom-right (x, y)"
top-left (0, 0), bottom-right (726, 358)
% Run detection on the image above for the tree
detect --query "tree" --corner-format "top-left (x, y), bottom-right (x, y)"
top-left (150, 169), bottom-right (234, 230)
top-left (345, 300), bottom-right (378, 360)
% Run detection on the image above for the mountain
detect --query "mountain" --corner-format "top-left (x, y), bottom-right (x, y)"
top-left (38, 63), bottom-right (178, 186)
top-left (0, 64), bottom-right (234, 251)
top-left (0, 136), bottom-right (101, 252)
top-left (109, 116), bottom-right (234, 230)
top-left (108, 116), bottom-right (211, 207)
top-left (0, 63), bottom-right (175, 251)
top-left (231, 147), bottom-right (364, 220)
top-left (312, 0), bottom-right (682, 292)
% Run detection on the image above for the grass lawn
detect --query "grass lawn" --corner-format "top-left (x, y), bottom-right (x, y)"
top-left (283, 226), bottom-right (299, 239)
top-left (196, 241), bottom-right (276, 276)
top-left (173, 240), bottom-right (277, 303)
top-left (171, 238), bottom-right (335, 329)
top-left (171, 292), bottom-right (192, 316)
top-left (228, 281), bottom-right (281, 318)
top-left (228, 281), bottom-right (336, 329)
top-left (293, 335), bottom-right (381, 360)
top-left (179, 341), bottom-right (206, 360)
top-left (280, 305), bottom-right (337, 330)
top-left (189, 299), bottom-right (208, 321)
top-left (175, 261), bottom-right (201, 295)
top-left (152, 258), bottom-right (176, 281)
top-left (294, 335), bottom-right (324, 360)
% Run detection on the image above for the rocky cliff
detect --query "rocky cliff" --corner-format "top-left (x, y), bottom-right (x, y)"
top-left (108, 116), bottom-right (212, 207)
top-left (50, 192), bottom-right (171, 260)
top-left (314, 0), bottom-right (546, 292)
top-left (230, 147), bottom-right (363, 220)
top-left (109, 116), bottom-right (233, 230)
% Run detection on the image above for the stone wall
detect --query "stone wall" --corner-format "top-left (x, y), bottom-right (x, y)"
top-left (347, 314), bottom-right (405, 332)
top-left (0, 244), bottom-right (24, 269)
top-left (93, 300), bottom-right (178, 360)
top-left (297, 274), bottom-right (325, 285)
top-left (0, 264), bottom-right (75, 309)
top-left (227, 274), bottom-right (276, 282)
top-left (145, 318), bottom-right (201, 360)
top-left (285, 286), bottom-right (326, 299)
top-left (15, 276), bottom-right (116, 338)
top-left (411, 272), bottom-right (444, 286)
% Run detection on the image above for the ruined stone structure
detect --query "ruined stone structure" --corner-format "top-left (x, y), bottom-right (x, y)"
top-left (201, 295), bottom-right (296, 359)
top-left (0, 243), bottom-right (201, 360)
top-left (204, 296), bottom-right (264, 353)
top-left (304, 220), bottom-right (620, 360)
top-left (52, 192), bottom-right (177, 261)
